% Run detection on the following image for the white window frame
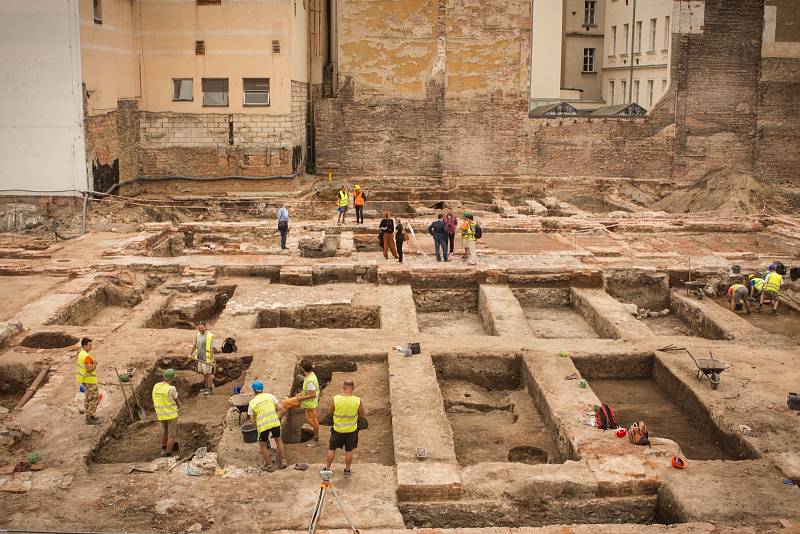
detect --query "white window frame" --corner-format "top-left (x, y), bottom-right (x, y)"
top-left (621, 80), bottom-right (627, 103)
top-left (242, 78), bottom-right (270, 106)
top-left (202, 78), bottom-right (229, 107)
top-left (93, 0), bottom-right (102, 24)
top-left (647, 79), bottom-right (654, 108)
top-left (609, 81), bottom-right (615, 105)
top-left (633, 80), bottom-right (640, 104)
top-left (582, 48), bottom-right (596, 73)
top-left (664, 16), bottom-right (671, 50)
top-left (172, 78), bottom-right (193, 102)
top-left (584, 1), bottom-right (597, 26)
top-left (649, 18), bottom-right (657, 51)
top-left (611, 26), bottom-right (617, 55)
top-left (622, 24), bottom-right (629, 55)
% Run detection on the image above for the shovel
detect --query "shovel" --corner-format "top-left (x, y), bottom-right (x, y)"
top-left (113, 367), bottom-right (136, 424)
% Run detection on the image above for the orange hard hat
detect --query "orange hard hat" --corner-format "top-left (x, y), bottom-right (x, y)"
top-left (671, 456), bottom-right (687, 469)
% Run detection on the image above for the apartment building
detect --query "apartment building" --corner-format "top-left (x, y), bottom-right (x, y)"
top-left (532, 0), bottom-right (606, 109)
top-left (602, 0), bottom-right (672, 110)
top-left (80, 0), bottom-right (308, 191)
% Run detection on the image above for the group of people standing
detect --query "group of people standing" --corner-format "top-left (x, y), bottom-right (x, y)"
top-left (337, 185), bottom-right (366, 225)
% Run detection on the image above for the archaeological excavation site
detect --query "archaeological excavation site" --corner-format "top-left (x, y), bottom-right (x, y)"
top-left (2, 0), bottom-right (800, 533)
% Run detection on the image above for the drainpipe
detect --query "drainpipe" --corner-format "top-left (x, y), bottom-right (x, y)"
top-left (14, 368), bottom-right (50, 411)
top-left (628, 0), bottom-right (637, 103)
top-left (306, 0), bottom-right (314, 171)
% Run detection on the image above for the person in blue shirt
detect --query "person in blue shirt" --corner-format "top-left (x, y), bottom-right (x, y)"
top-left (277, 204), bottom-right (289, 250)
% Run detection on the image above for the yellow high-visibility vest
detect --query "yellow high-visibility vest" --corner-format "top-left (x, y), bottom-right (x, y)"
top-left (249, 393), bottom-right (280, 434)
top-left (752, 278), bottom-right (765, 291)
top-left (730, 283), bottom-right (745, 293)
top-left (332, 394), bottom-right (360, 434)
top-left (76, 349), bottom-right (97, 384)
top-left (300, 372), bottom-right (319, 409)
top-left (338, 190), bottom-right (349, 207)
top-left (152, 382), bottom-right (178, 421)
top-left (764, 272), bottom-right (782, 293)
top-left (192, 333), bottom-right (214, 363)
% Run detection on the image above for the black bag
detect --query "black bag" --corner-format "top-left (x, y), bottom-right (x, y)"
top-left (221, 337), bottom-right (237, 354)
top-left (775, 261), bottom-right (786, 276)
top-left (378, 230), bottom-right (384, 248)
top-left (474, 224), bottom-right (483, 239)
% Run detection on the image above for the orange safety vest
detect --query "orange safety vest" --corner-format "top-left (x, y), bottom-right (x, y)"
top-left (354, 190), bottom-right (365, 206)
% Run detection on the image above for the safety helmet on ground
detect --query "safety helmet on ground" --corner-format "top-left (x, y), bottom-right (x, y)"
top-left (251, 380), bottom-right (264, 392)
top-left (163, 368), bottom-right (176, 380)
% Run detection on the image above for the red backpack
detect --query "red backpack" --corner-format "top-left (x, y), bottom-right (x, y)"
top-left (595, 403), bottom-right (618, 430)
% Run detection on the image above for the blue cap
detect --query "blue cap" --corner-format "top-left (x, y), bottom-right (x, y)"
top-left (251, 380), bottom-right (264, 392)
top-left (768, 263), bottom-right (776, 270)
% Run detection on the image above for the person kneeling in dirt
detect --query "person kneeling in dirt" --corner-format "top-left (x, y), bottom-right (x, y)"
top-left (153, 368), bottom-right (180, 457)
top-left (248, 380), bottom-right (288, 472)
top-left (323, 379), bottom-right (365, 479)
top-left (281, 358), bottom-right (321, 448)
top-left (727, 283), bottom-right (751, 314)
top-left (188, 321), bottom-right (219, 395)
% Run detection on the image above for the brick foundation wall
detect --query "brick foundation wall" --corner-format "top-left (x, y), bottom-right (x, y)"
top-left (757, 57), bottom-right (800, 190)
top-left (84, 99), bottom-right (140, 193)
top-left (138, 80), bottom-right (308, 178)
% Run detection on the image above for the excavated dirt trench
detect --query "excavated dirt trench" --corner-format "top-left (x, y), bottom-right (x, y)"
top-left (572, 353), bottom-right (752, 460)
top-left (48, 284), bottom-right (144, 327)
top-left (433, 353), bottom-right (561, 466)
top-left (282, 355), bottom-right (394, 465)
top-left (20, 332), bottom-right (79, 349)
top-left (141, 286), bottom-right (235, 329)
top-left (414, 288), bottom-right (486, 336)
top-left (710, 294), bottom-right (800, 338)
top-left (512, 288), bottom-right (599, 338)
top-left (92, 356), bottom-right (252, 464)
top-left (256, 304), bottom-right (381, 329)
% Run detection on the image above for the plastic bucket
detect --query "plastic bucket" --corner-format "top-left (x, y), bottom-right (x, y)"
top-left (408, 342), bottom-right (421, 355)
top-left (241, 423), bottom-right (258, 443)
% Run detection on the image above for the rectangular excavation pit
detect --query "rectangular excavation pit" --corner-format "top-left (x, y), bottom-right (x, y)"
top-left (282, 353), bottom-right (393, 465)
top-left (48, 285), bottom-right (144, 327)
top-left (572, 353), bottom-right (753, 460)
top-left (709, 291), bottom-right (800, 339)
top-left (91, 355), bottom-right (252, 464)
top-left (141, 285), bottom-right (235, 329)
top-left (256, 303), bottom-right (381, 329)
top-left (512, 287), bottom-right (600, 338)
top-left (413, 288), bottom-right (487, 336)
top-left (432, 353), bottom-right (562, 467)
top-left (604, 273), bottom-right (705, 337)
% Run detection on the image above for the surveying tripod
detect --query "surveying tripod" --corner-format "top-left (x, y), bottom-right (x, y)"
top-left (307, 469), bottom-right (360, 534)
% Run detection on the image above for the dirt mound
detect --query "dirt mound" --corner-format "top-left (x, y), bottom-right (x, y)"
top-left (653, 170), bottom-right (764, 214)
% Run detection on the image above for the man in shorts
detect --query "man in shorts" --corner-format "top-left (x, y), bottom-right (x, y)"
top-left (336, 185), bottom-right (349, 224)
top-left (188, 321), bottom-right (218, 394)
top-left (152, 368), bottom-right (180, 457)
top-left (727, 283), bottom-right (751, 313)
top-left (248, 380), bottom-right (288, 472)
top-left (323, 379), bottom-right (365, 479)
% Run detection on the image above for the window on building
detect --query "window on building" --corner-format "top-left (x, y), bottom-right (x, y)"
top-left (611, 26), bottom-right (617, 55)
top-left (197, 0), bottom-right (222, 5)
top-left (621, 80), bottom-right (627, 103)
top-left (664, 16), bottom-right (671, 49)
top-left (582, 48), bottom-right (596, 72)
top-left (635, 21), bottom-right (642, 52)
top-left (647, 80), bottom-right (654, 108)
top-left (172, 79), bottom-right (193, 101)
top-left (623, 24), bottom-right (629, 54)
top-left (272, 40), bottom-right (281, 54)
top-left (609, 81), bottom-right (615, 105)
top-left (93, 0), bottom-right (102, 24)
top-left (195, 41), bottom-right (205, 55)
top-left (662, 79), bottom-right (668, 93)
top-left (633, 80), bottom-right (640, 104)
top-left (202, 78), bottom-right (228, 107)
top-left (649, 19), bottom-right (657, 51)
top-left (584, 1), bottom-right (597, 26)
top-left (243, 78), bottom-right (270, 106)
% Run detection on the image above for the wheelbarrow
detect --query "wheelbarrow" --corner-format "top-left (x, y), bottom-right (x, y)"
top-left (229, 392), bottom-right (254, 425)
top-left (684, 281), bottom-right (706, 299)
top-left (687, 350), bottom-right (728, 390)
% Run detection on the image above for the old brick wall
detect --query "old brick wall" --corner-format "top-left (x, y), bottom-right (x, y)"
top-left (84, 99), bottom-right (141, 193)
top-left (138, 81), bottom-right (308, 178)
top-left (758, 58), bottom-right (800, 190)
top-left (316, 0), bottom-right (798, 187)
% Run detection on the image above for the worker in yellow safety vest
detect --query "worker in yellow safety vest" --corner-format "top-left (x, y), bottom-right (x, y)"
top-left (748, 275), bottom-right (766, 300)
top-left (460, 211), bottom-right (478, 264)
top-left (336, 185), bottom-right (349, 225)
top-left (188, 321), bottom-right (217, 395)
top-left (727, 283), bottom-right (751, 313)
top-left (152, 368), bottom-right (180, 457)
top-left (323, 379), bottom-right (366, 479)
top-left (76, 337), bottom-right (101, 425)
top-left (761, 264), bottom-right (783, 315)
top-left (248, 380), bottom-right (288, 472)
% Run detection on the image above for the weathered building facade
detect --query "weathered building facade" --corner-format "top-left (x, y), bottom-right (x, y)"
top-left (314, 0), bottom-right (800, 187)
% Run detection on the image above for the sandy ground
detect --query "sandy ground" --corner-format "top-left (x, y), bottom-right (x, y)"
top-left (1, 206), bottom-right (800, 533)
